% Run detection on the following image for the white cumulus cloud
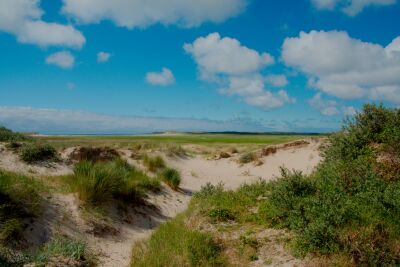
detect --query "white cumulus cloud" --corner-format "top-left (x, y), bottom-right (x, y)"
top-left (97, 52), bottom-right (111, 63)
top-left (311, 0), bottom-right (396, 16)
top-left (282, 30), bottom-right (400, 104)
top-left (308, 93), bottom-right (358, 116)
top-left (0, 0), bottom-right (85, 48)
top-left (184, 32), bottom-right (274, 78)
top-left (61, 0), bottom-right (247, 29)
top-left (45, 51), bottom-right (75, 69)
top-left (146, 68), bottom-right (175, 86)
top-left (185, 33), bottom-right (293, 110)
top-left (265, 74), bottom-right (289, 87)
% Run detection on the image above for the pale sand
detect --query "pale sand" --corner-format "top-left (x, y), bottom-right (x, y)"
top-left (167, 139), bottom-right (322, 192)
top-left (0, 144), bottom-right (72, 176)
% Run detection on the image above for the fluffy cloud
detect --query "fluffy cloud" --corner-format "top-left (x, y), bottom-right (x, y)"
top-left (308, 93), bottom-right (357, 116)
top-left (146, 68), bottom-right (175, 86)
top-left (185, 33), bottom-right (293, 110)
top-left (308, 93), bottom-right (340, 116)
top-left (61, 0), bottom-right (247, 29)
top-left (184, 32), bottom-right (274, 78)
top-left (97, 52), bottom-right (111, 63)
top-left (265, 74), bottom-right (289, 87)
top-left (45, 51), bottom-right (75, 69)
top-left (282, 30), bottom-right (400, 104)
top-left (311, 0), bottom-right (396, 16)
top-left (0, 0), bottom-right (85, 48)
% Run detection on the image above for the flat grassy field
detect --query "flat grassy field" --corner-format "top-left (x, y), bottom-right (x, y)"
top-left (38, 134), bottom-right (318, 148)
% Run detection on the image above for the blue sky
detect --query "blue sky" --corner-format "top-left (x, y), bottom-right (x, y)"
top-left (1, 0), bottom-right (400, 134)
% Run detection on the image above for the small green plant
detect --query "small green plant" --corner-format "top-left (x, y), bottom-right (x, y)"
top-left (248, 255), bottom-right (258, 261)
top-left (159, 168), bottom-right (181, 190)
top-left (209, 208), bottom-right (234, 222)
top-left (19, 144), bottom-right (57, 163)
top-left (142, 155), bottom-right (165, 172)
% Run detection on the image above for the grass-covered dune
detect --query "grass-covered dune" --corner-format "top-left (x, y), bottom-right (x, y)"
top-left (131, 104), bottom-right (400, 266)
top-left (39, 133), bottom-right (316, 148)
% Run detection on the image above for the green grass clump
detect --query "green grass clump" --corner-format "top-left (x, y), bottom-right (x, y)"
top-left (0, 171), bottom-right (42, 243)
top-left (258, 104), bottom-right (400, 265)
top-left (158, 168), bottom-right (181, 190)
top-left (143, 155), bottom-right (166, 172)
top-left (131, 214), bottom-right (225, 267)
top-left (238, 152), bottom-right (258, 164)
top-left (0, 171), bottom-right (44, 265)
top-left (165, 144), bottom-right (188, 158)
top-left (70, 159), bottom-right (160, 206)
top-left (29, 236), bottom-right (94, 266)
top-left (193, 181), bottom-right (270, 224)
top-left (0, 126), bottom-right (30, 142)
top-left (19, 143), bottom-right (57, 163)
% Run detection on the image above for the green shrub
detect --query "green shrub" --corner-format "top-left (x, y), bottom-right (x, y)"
top-left (0, 126), bottom-right (30, 142)
top-left (143, 155), bottom-right (165, 172)
top-left (70, 159), bottom-right (160, 206)
top-left (208, 208), bottom-right (234, 222)
top-left (194, 180), bottom-right (269, 224)
top-left (258, 104), bottom-right (400, 265)
top-left (20, 144), bottom-right (57, 163)
top-left (159, 168), bottom-right (181, 190)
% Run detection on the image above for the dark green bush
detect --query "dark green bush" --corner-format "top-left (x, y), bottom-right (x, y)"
top-left (20, 144), bottom-right (57, 163)
top-left (259, 104), bottom-right (400, 265)
top-left (158, 168), bottom-right (181, 190)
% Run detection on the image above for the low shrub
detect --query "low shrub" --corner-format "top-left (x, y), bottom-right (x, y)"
top-left (208, 208), bottom-right (234, 222)
top-left (0, 126), bottom-right (30, 142)
top-left (258, 104), bottom-right (400, 265)
top-left (159, 168), bottom-right (181, 190)
top-left (142, 155), bottom-right (165, 172)
top-left (20, 144), bottom-right (57, 163)
top-left (70, 159), bottom-right (160, 206)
